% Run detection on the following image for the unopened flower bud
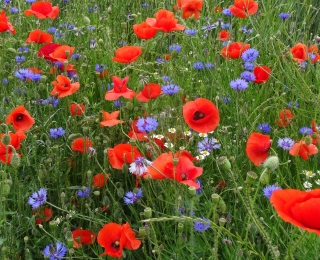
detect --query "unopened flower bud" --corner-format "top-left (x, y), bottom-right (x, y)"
top-left (121, 22), bottom-right (127, 30)
top-left (219, 218), bottom-right (227, 227)
top-left (188, 186), bottom-right (197, 197)
top-left (178, 222), bottom-right (184, 232)
top-left (139, 227), bottom-right (146, 236)
top-left (218, 199), bottom-right (226, 213)
top-left (93, 191), bottom-right (100, 196)
top-left (217, 156), bottom-right (231, 172)
top-left (126, 102), bottom-right (133, 110)
top-left (65, 50), bottom-right (70, 57)
top-left (144, 207), bottom-right (152, 218)
top-left (305, 135), bottom-right (312, 146)
top-left (262, 156), bottom-right (279, 171)
top-left (49, 220), bottom-right (58, 230)
top-left (246, 171), bottom-right (258, 185)
top-left (10, 153), bottom-right (20, 168)
top-left (2, 184), bottom-right (10, 196)
top-left (107, 7), bottom-right (112, 13)
top-left (259, 168), bottom-right (269, 185)
top-left (68, 133), bottom-right (82, 141)
top-left (83, 16), bottom-right (91, 25)
top-left (1, 134), bottom-right (11, 146)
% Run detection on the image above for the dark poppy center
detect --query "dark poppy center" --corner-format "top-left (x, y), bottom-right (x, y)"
top-left (193, 111), bottom-right (205, 121)
top-left (111, 240), bottom-right (120, 249)
top-left (62, 83), bottom-right (69, 88)
top-left (181, 173), bottom-right (186, 180)
top-left (16, 114), bottom-right (24, 121)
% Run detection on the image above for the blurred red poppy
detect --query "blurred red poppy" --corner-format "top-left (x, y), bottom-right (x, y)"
top-left (253, 66), bottom-right (271, 84)
top-left (24, 1), bottom-right (59, 20)
top-left (38, 43), bottom-right (61, 62)
top-left (6, 105), bottom-right (35, 132)
top-left (107, 143), bottom-right (142, 169)
top-left (97, 222), bottom-right (141, 258)
top-left (146, 9), bottom-right (185, 32)
top-left (71, 138), bottom-right (93, 153)
top-left (51, 75), bottom-right (80, 98)
top-left (0, 10), bottom-right (16, 34)
top-left (289, 140), bottom-right (318, 160)
top-left (92, 173), bottom-right (108, 188)
top-left (100, 111), bottom-right (124, 127)
top-left (105, 76), bottom-right (135, 100)
top-left (33, 207), bottom-right (53, 225)
top-left (26, 29), bottom-right (52, 44)
top-left (181, 0), bottom-right (203, 20)
top-left (183, 98), bottom-right (220, 133)
top-left (136, 83), bottom-right (163, 102)
top-left (70, 104), bottom-right (85, 116)
top-left (311, 120), bottom-right (320, 145)
top-left (221, 42), bottom-right (250, 59)
top-left (49, 45), bottom-right (74, 62)
top-left (0, 130), bottom-right (26, 164)
top-left (72, 229), bottom-right (96, 248)
top-left (229, 0), bottom-right (258, 18)
top-left (133, 22), bottom-right (158, 40)
top-left (290, 43), bottom-right (308, 64)
top-left (277, 109), bottom-right (292, 128)
top-left (145, 152), bottom-right (172, 180)
top-left (218, 30), bottom-right (230, 41)
top-left (271, 189), bottom-right (320, 236)
top-left (246, 132), bottom-right (271, 166)
top-left (112, 46), bottom-right (142, 63)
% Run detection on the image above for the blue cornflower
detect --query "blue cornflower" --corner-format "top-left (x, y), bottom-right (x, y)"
top-left (113, 99), bottom-right (124, 108)
top-left (222, 97), bottom-right (231, 104)
top-left (162, 84), bottom-right (180, 95)
top-left (77, 187), bottom-right (91, 198)
top-left (222, 8), bottom-right (233, 16)
top-left (241, 71), bottom-right (256, 82)
top-left (221, 23), bottom-right (230, 29)
top-left (71, 53), bottom-right (80, 60)
top-left (162, 75), bottom-right (171, 82)
top-left (257, 123), bottom-right (271, 133)
top-left (201, 22), bottom-right (219, 31)
top-left (28, 188), bottom-right (47, 209)
top-left (241, 48), bottom-right (259, 62)
top-left (129, 157), bottom-right (152, 176)
top-left (2, 78), bottom-right (8, 85)
top-left (42, 97), bottom-right (60, 108)
top-left (241, 26), bottom-right (253, 34)
top-left (124, 188), bottom-right (143, 204)
top-left (90, 39), bottom-right (97, 48)
top-left (193, 62), bottom-right (204, 71)
top-left (136, 117), bottom-right (158, 133)
top-left (142, 3), bottom-right (150, 7)
top-left (49, 127), bottom-right (66, 139)
top-left (87, 26), bottom-right (95, 31)
top-left (14, 69), bottom-right (33, 81)
top-left (17, 46), bottom-right (29, 53)
top-left (263, 185), bottom-right (282, 199)
top-left (279, 13), bottom-right (290, 21)
top-left (299, 127), bottom-right (312, 135)
top-left (196, 180), bottom-right (202, 195)
top-left (197, 137), bottom-right (220, 152)
top-left (29, 73), bottom-right (42, 82)
top-left (308, 52), bottom-right (316, 62)
top-left (10, 7), bottom-right (19, 13)
top-left (244, 62), bottom-right (255, 71)
top-left (169, 44), bottom-right (182, 52)
top-left (277, 137), bottom-right (295, 150)
top-left (15, 55), bottom-right (25, 63)
top-left (43, 242), bottom-right (67, 260)
top-left (185, 29), bottom-right (197, 35)
top-left (230, 78), bottom-right (249, 91)
top-left (194, 217), bottom-right (210, 232)
top-left (26, 0), bottom-right (36, 2)
top-left (95, 64), bottom-right (107, 73)
top-left (156, 58), bottom-right (166, 63)
top-left (47, 27), bottom-right (57, 34)
top-left (205, 62), bottom-right (215, 70)
top-left (300, 61), bottom-right (307, 69)
top-left (287, 101), bottom-right (299, 108)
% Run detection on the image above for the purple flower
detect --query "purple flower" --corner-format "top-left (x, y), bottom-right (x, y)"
top-left (194, 217), bottom-right (210, 232)
top-left (124, 188), bottom-right (143, 204)
top-left (221, 23), bottom-right (230, 29)
top-left (43, 242), bottom-right (67, 260)
top-left (15, 55), bottom-right (25, 63)
top-left (241, 48), bottom-right (259, 62)
top-left (222, 97), bottom-right (231, 104)
top-left (230, 78), bottom-right (248, 91)
top-left (77, 187), bottom-right (91, 198)
top-left (169, 44), bottom-right (182, 52)
top-left (299, 127), bottom-right (312, 135)
top-left (136, 117), bottom-right (158, 133)
top-left (222, 8), bottom-right (233, 16)
top-left (162, 75), bottom-right (171, 82)
top-left (113, 99), bottom-right (124, 108)
top-left (95, 64), bottom-right (107, 73)
top-left (279, 13), bottom-right (290, 21)
top-left (205, 62), bottom-right (215, 70)
top-left (185, 29), bottom-right (197, 35)
top-left (49, 127), bottom-right (66, 139)
top-left (241, 26), bottom-right (253, 34)
top-left (17, 46), bottom-right (29, 53)
top-left (241, 71), bottom-right (256, 82)
top-left (10, 7), bottom-right (19, 13)
top-left (287, 101), bottom-right (299, 108)
top-left (193, 62), bottom-right (204, 71)
top-left (257, 123), bottom-right (271, 133)
top-left (162, 84), bottom-right (180, 95)
top-left (198, 137), bottom-right (220, 152)
top-left (244, 62), bottom-right (255, 71)
top-left (28, 188), bottom-right (47, 209)
top-left (196, 180), bottom-right (202, 194)
top-left (263, 185), bottom-right (282, 199)
top-left (129, 157), bottom-right (152, 176)
top-left (277, 137), bottom-right (295, 150)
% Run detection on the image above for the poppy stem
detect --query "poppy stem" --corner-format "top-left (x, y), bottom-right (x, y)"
top-left (287, 230), bottom-right (308, 259)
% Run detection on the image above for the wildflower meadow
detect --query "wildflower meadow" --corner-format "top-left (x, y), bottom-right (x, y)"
top-left (1, 0), bottom-right (320, 259)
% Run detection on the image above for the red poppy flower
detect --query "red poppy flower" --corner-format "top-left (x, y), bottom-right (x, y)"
top-left (133, 22), bottom-right (158, 40)
top-left (145, 152), bottom-right (173, 180)
top-left (277, 109), bottom-right (293, 128)
top-left (253, 66), bottom-right (271, 84)
top-left (70, 104), bottom-right (85, 116)
top-left (311, 120), bottom-right (320, 145)
top-left (181, 0), bottom-right (203, 20)
top-left (229, 0), bottom-right (258, 18)
top-left (112, 46), bottom-right (142, 64)
top-left (136, 83), bottom-right (163, 102)
top-left (71, 138), bottom-right (93, 153)
top-left (6, 105), bottom-right (35, 132)
top-left (49, 45), bottom-right (75, 62)
top-left (24, 1), bottom-right (60, 20)
top-left (146, 9), bottom-right (185, 32)
top-left (25, 29), bottom-right (52, 44)
top-left (92, 173), bottom-right (108, 188)
top-left (0, 10), bottom-right (16, 34)
top-left (218, 30), bottom-right (230, 41)
top-left (214, 6), bottom-right (223, 12)
top-left (97, 222), bottom-right (141, 258)
top-left (50, 75), bottom-right (80, 98)
top-left (289, 140), bottom-right (318, 160)
top-left (271, 189), bottom-right (320, 236)
top-left (290, 43), bottom-right (308, 64)
top-left (309, 45), bottom-right (318, 53)
top-left (0, 130), bottom-right (26, 164)
top-left (38, 43), bottom-right (61, 62)
top-left (33, 207), bottom-right (53, 225)
top-left (246, 132), bottom-right (271, 166)
top-left (221, 42), bottom-right (250, 59)
top-left (105, 76), bottom-right (135, 101)
top-left (72, 229), bottom-right (96, 248)
top-left (107, 143), bottom-right (142, 170)
top-left (100, 111), bottom-right (124, 127)
top-left (183, 98), bottom-right (220, 133)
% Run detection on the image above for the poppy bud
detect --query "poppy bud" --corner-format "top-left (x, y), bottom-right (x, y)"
top-left (315, 36), bottom-right (320, 44)
top-left (139, 227), bottom-right (147, 237)
top-left (107, 7), bottom-right (112, 13)
top-left (93, 191), bottom-right (100, 196)
top-left (144, 207), bottom-right (152, 218)
top-left (24, 236), bottom-right (29, 243)
top-left (49, 220), bottom-right (58, 230)
top-left (305, 135), bottom-right (312, 146)
top-left (217, 156), bottom-right (231, 172)
top-left (262, 156), bottom-right (279, 171)
top-left (102, 196), bottom-right (110, 205)
top-left (122, 163), bottom-right (128, 174)
top-left (312, 133), bottom-right (318, 138)
top-left (68, 133), bottom-right (82, 140)
top-left (2, 183), bottom-right (10, 196)
top-left (65, 50), bottom-right (70, 57)
top-left (188, 186), bottom-right (197, 197)
top-left (246, 171), bottom-right (258, 185)
top-left (7, 48), bottom-right (16, 54)
top-left (10, 153), bottom-right (20, 168)
top-left (259, 168), bottom-right (269, 185)
top-left (121, 22), bottom-right (127, 30)
top-left (218, 199), bottom-right (226, 213)
top-left (126, 102), bottom-right (133, 110)
top-left (178, 222), bottom-right (184, 232)
top-left (98, 38), bottom-right (103, 44)
top-left (219, 218), bottom-right (227, 227)
top-left (1, 134), bottom-right (11, 146)
top-left (117, 187), bottom-right (124, 198)
top-left (83, 16), bottom-right (91, 25)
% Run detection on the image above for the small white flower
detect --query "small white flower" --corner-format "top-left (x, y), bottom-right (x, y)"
top-left (168, 128), bottom-right (176, 133)
top-left (305, 171), bottom-right (315, 178)
top-left (179, 146), bottom-right (186, 151)
top-left (303, 181), bottom-right (312, 189)
top-left (195, 155), bottom-right (205, 161)
top-left (199, 133), bottom-right (208, 138)
top-left (153, 134), bottom-right (164, 140)
top-left (184, 130), bottom-right (192, 136)
top-left (200, 151), bottom-right (210, 157)
top-left (164, 142), bottom-right (174, 148)
top-left (315, 179), bottom-right (320, 185)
